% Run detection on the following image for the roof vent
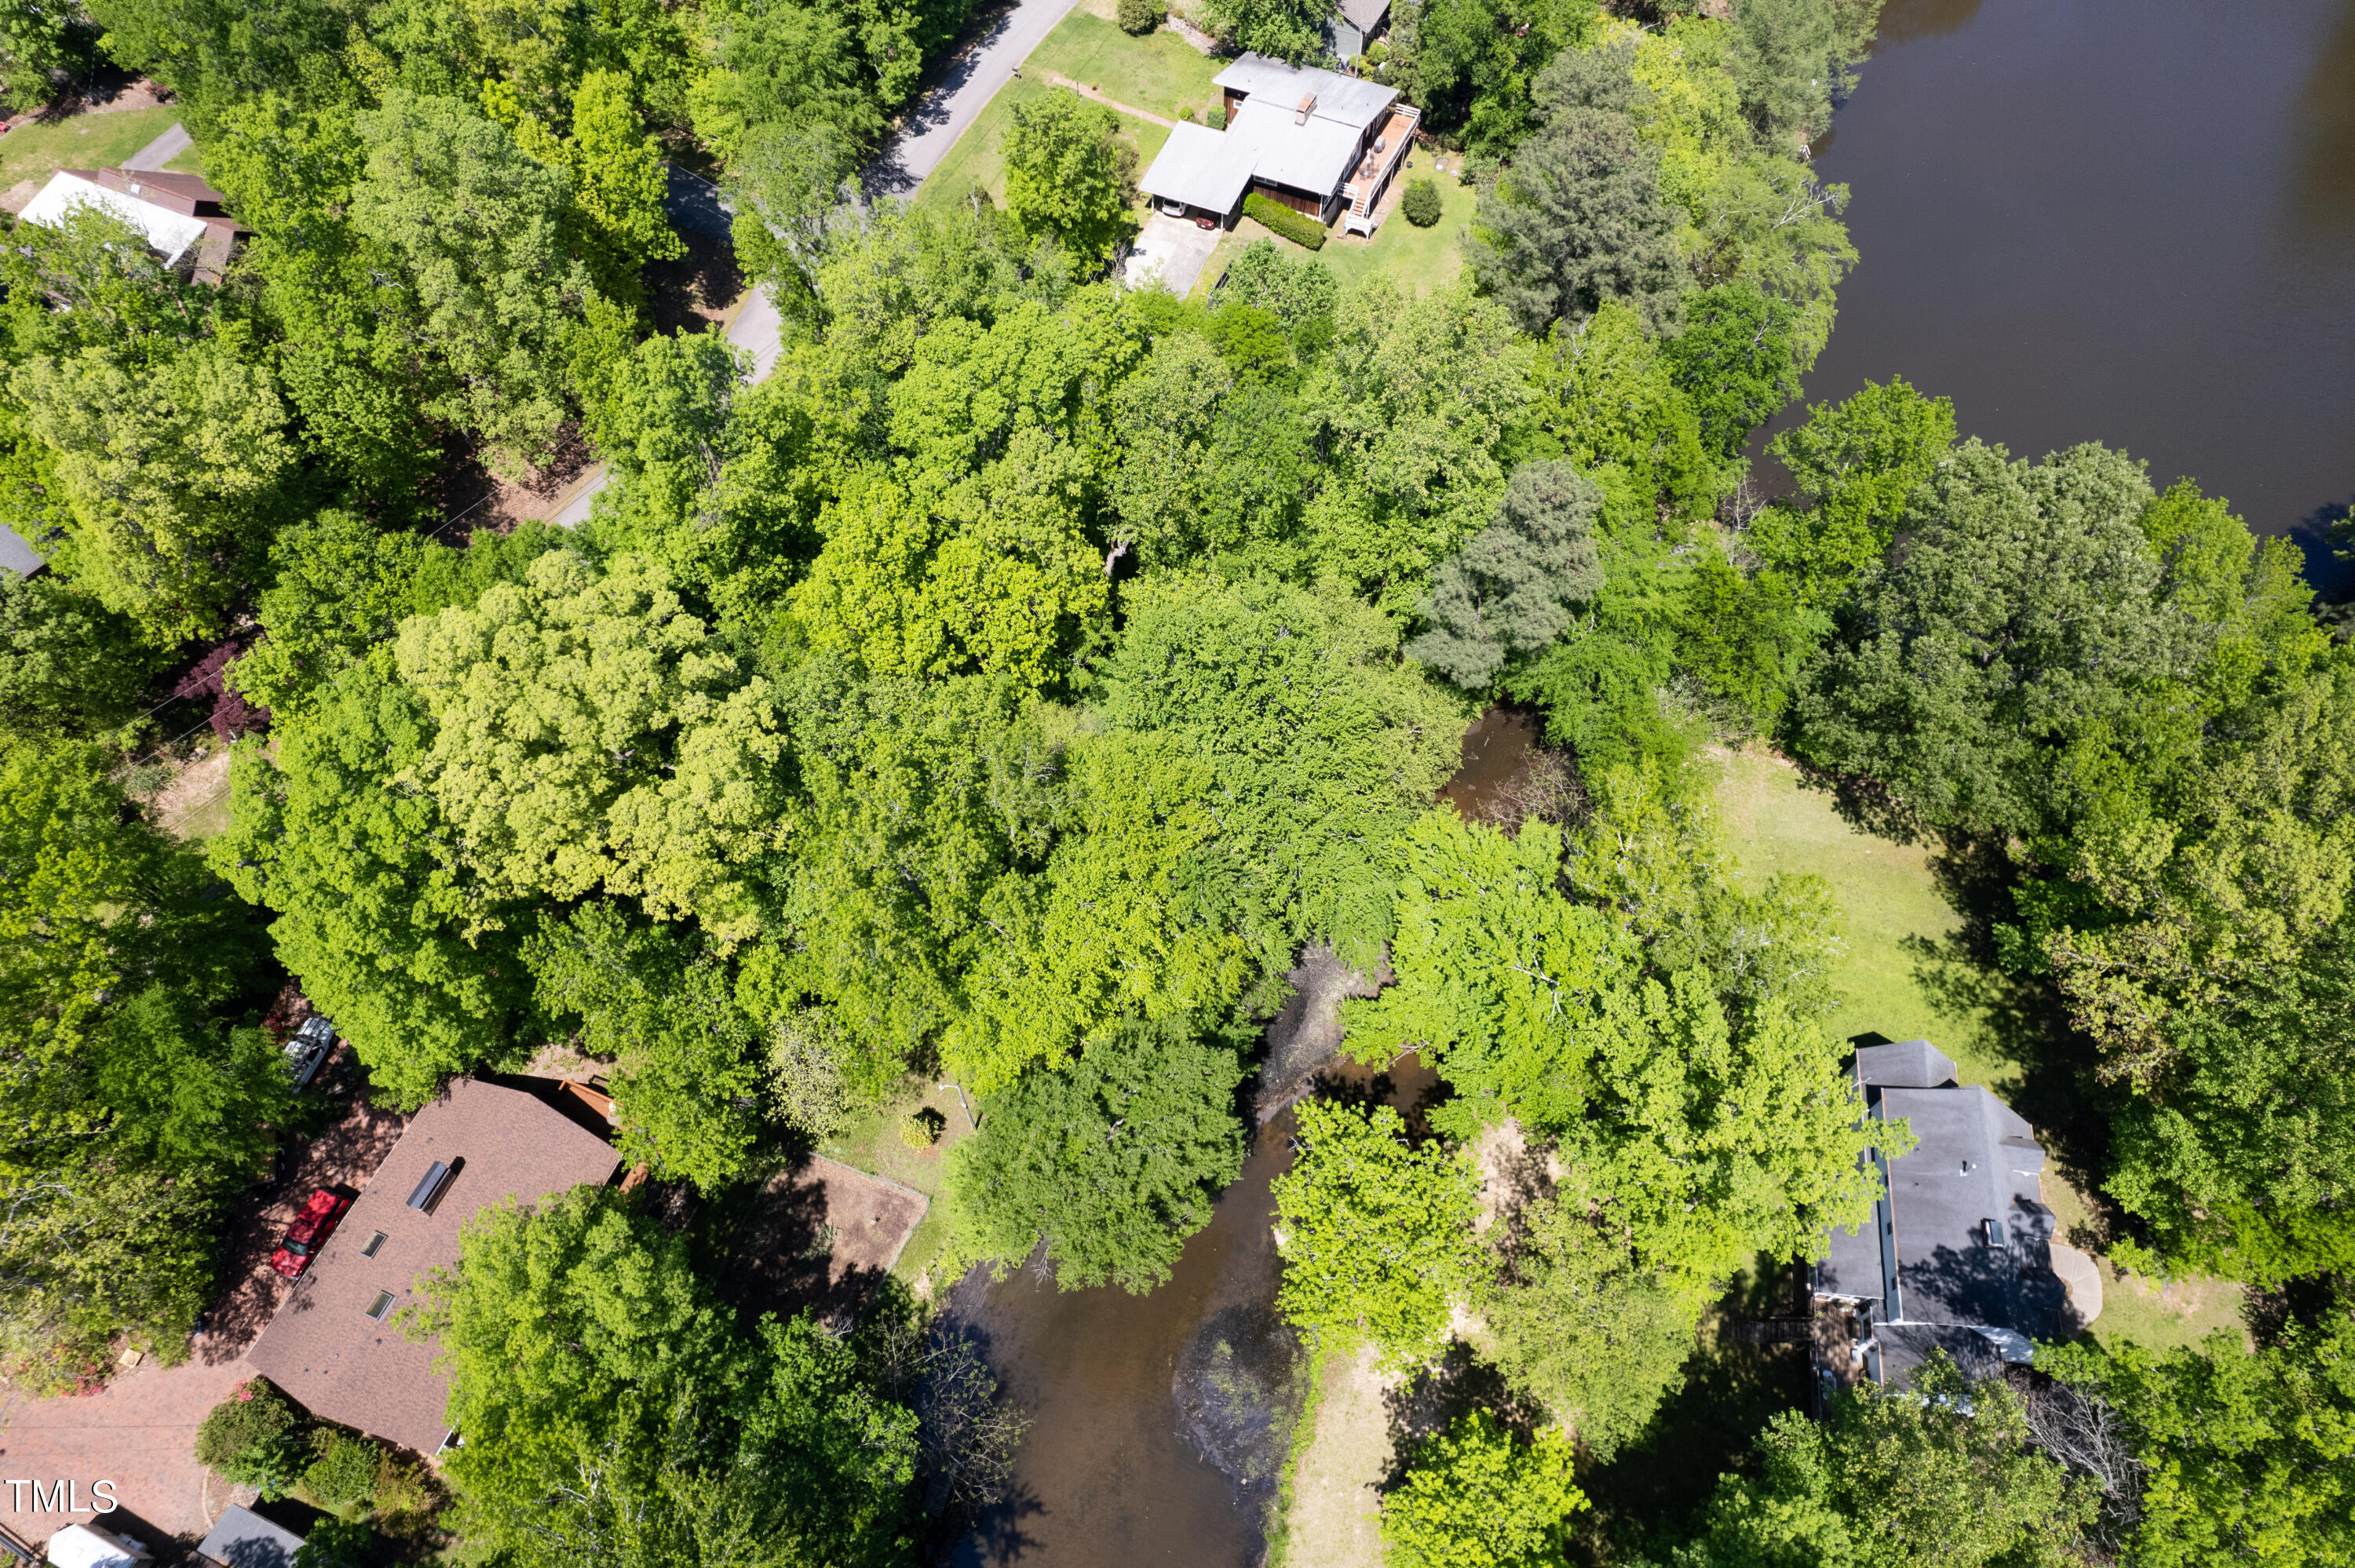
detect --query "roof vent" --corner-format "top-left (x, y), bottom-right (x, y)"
top-left (1982, 1216), bottom-right (2005, 1247)
top-left (1295, 92), bottom-right (1316, 124)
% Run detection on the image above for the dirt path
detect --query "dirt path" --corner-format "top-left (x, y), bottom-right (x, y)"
top-left (1034, 70), bottom-right (1177, 127)
top-left (1279, 1347), bottom-right (1391, 1568)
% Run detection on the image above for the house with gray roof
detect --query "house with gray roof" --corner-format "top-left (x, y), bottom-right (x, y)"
top-left (1138, 53), bottom-right (1419, 235)
top-left (1326, 0), bottom-right (1390, 63)
top-left (1814, 1041), bottom-right (2101, 1389)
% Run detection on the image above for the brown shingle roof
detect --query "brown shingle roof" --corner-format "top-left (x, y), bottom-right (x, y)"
top-left (243, 1078), bottom-right (619, 1456)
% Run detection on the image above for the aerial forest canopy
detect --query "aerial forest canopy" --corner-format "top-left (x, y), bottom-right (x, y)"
top-left (1, 0), bottom-right (2350, 1563)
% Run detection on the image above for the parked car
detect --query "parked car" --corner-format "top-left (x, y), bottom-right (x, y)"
top-left (270, 1188), bottom-right (352, 1278)
top-left (283, 1015), bottom-right (334, 1091)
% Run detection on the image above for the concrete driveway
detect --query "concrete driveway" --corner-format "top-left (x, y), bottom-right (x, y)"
top-left (1126, 212), bottom-right (1223, 297)
top-left (865, 0), bottom-right (1086, 196)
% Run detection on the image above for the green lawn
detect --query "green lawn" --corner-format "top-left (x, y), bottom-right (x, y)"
top-left (1317, 157), bottom-right (1475, 297)
top-left (1191, 154), bottom-right (1475, 302)
top-left (1029, 10), bottom-right (1224, 121)
top-left (815, 1080), bottom-right (976, 1282)
top-left (0, 106), bottom-right (182, 196)
top-left (1711, 745), bottom-right (2251, 1352)
top-left (915, 76), bottom-right (1168, 214)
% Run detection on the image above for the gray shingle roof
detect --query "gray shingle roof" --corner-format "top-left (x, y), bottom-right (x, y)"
top-left (196, 1504), bottom-right (305, 1568)
top-left (1815, 1041), bottom-right (2068, 1387)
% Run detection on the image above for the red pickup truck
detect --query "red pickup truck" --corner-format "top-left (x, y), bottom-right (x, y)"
top-left (270, 1188), bottom-right (352, 1278)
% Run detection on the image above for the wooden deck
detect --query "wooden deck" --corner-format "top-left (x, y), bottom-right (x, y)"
top-left (1342, 105), bottom-right (1420, 233)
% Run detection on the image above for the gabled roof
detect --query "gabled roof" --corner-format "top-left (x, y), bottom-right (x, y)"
top-left (1137, 122), bottom-right (1256, 214)
top-left (1228, 97), bottom-right (1364, 196)
top-left (1334, 0), bottom-right (1389, 34)
top-left (1816, 1041), bottom-right (2068, 1386)
top-left (196, 1504), bottom-right (305, 1568)
top-left (0, 523), bottom-right (42, 577)
top-left (1212, 52), bottom-right (1398, 133)
top-left (244, 1078), bottom-right (619, 1456)
top-left (20, 172), bottom-right (211, 264)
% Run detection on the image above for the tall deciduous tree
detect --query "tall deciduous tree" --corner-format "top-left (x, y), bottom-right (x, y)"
top-left (951, 1016), bottom-right (1246, 1293)
top-left (392, 549), bottom-right (789, 942)
top-left (1271, 1099), bottom-right (1484, 1369)
top-left (1382, 1409), bottom-right (1586, 1568)
top-left (1000, 89), bottom-right (1137, 265)
top-left (1795, 439), bottom-right (2184, 838)
top-left (348, 90), bottom-right (607, 469)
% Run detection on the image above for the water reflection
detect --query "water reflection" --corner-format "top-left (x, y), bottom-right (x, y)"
top-left (1872, 0), bottom-right (1986, 47)
top-left (2292, 0), bottom-right (2355, 232)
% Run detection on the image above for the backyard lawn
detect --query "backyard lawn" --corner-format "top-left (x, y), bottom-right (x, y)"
top-left (0, 105), bottom-right (181, 196)
top-left (1191, 155), bottom-right (1475, 302)
top-left (915, 75), bottom-right (1169, 214)
top-left (1030, 9), bottom-right (1223, 121)
top-left (814, 1078), bottom-right (976, 1283)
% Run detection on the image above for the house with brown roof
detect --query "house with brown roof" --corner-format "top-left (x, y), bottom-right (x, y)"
top-left (17, 168), bottom-right (246, 285)
top-left (243, 1078), bottom-right (620, 1457)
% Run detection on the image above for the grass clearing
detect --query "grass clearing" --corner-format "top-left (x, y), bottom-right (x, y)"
top-left (815, 1080), bottom-right (976, 1282)
top-left (1030, 10), bottom-right (1223, 121)
top-left (0, 106), bottom-right (181, 197)
top-left (1272, 1346), bottom-right (1391, 1568)
top-left (1191, 155), bottom-right (1475, 303)
top-left (1317, 158), bottom-right (1475, 297)
top-left (915, 76), bottom-right (1168, 216)
top-left (1711, 744), bottom-right (2251, 1351)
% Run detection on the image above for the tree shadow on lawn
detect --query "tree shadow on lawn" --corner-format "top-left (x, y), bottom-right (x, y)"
top-left (1904, 831), bottom-right (2126, 1248)
top-left (1569, 1264), bottom-right (1815, 1566)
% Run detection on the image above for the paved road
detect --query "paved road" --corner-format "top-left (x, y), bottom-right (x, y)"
top-left (865, 0), bottom-right (1086, 196)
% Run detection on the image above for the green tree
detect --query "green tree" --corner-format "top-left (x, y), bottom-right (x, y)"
top-left (1200, 0), bottom-right (1331, 61)
top-left (1408, 458), bottom-right (1605, 689)
top-left (417, 1187), bottom-right (919, 1565)
top-left (211, 660), bottom-right (533, 1107)
top-left (0, 0), bottom-right (95, 113)
top-left (1482, 1191), bottom-right (1696, 1457)
top-left (1001, 89), bottom-right (1137, 264)
top-left (195, 1379), bottom-right (312, 1499)
top-left (1270, 1099), bottom-right (1483, 1368)
top-left (1728, 0), bottom-right (1869, 147)
top-left (0, 571), bottom-right (155, 740)
top-left (524, 904), bottom-right (765, 1191)
top-left (1795, 439), bottom-right (2183, 839)
top-left (726, 119), bottom-right (860, 319)
top-left (1408, 0), bottom-right (1605, 155)
top-left (226, 510), bottom-right (429, 720)
top-left (1754, 376), bottom-right (1957, 606)
top-left (16, 334), bottom-right (296, 642)
top-left (392, 549), bottom-right (789, 942)
top-left (2040, 1319), bottom-right (2355, 1567)
top-left (1663, 281), bottom-right (1802, 460)
top-left (1, 740), bottom-right (280, 1383)
top-left (1677, 1357), bottom-right (2096, 1568)
top-left (691, 0), bottom-right (887, 159)
top-left (349, 90), bottom-right (606, 468)
top-left (1468, 103), bottom-right (1685, 334)
top-left (951, 1015), bottom-right (1246, 1293)
top-left (1382, 1409), bottom-right (1586, 1568)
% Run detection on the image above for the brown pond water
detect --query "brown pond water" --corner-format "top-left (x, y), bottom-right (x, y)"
top-left (1781, 0), bottom-right (2355, 585)
top-left (945, 1041), bottom-right (1440, 1567)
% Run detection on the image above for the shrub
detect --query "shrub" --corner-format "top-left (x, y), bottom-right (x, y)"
top-left (1400, 175), bottom-right (1444, 228)
top-left (195, 1378), bottom-right (310, 1499)
top-left (1207, 105), bottom-right (1226, 130)
top-left (1178, 103), bottom-right (1196, 122)
top-left (899, 1107), bottom-right (947, 1148)
top-left (1117, 0), bottom-right (1162, 33)
top-left (302, 1430), bottom-right (383, 1512)
top-left (1244, 192), bottom-right (1326, 250)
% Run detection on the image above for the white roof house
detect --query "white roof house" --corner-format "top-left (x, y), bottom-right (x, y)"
top-left (1137, 53), bottom-right (1408, 232)
top-left (19, 173), bottom-right (211, 265)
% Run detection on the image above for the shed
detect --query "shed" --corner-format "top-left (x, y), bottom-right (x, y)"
top-left (42, 1525), bottom-right (149, 1568)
